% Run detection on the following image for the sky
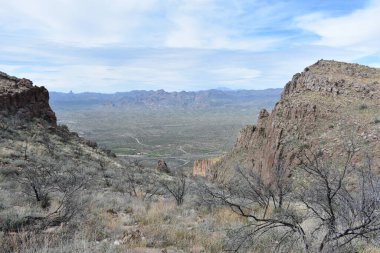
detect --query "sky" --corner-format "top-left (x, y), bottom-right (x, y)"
top-left (0, 0), bottom-right (380, 93)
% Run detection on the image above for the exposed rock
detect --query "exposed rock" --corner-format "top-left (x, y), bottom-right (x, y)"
top-left (0, 72), bottom-right (56, 125)
top-left (281, 60), bottom-right (380, 101)
top-left (81, 139), bottom-right (98, 149)
top-left (193, 157), bottom-right (221, 179)
top-left (121, 227), bottom-right (143, 245)
top-left (216, 60), bottom-right (380, 182)
top-left (156, 159), bottom-right (170, 174)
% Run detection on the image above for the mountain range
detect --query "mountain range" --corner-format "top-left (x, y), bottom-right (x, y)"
top-left (50, 88), bottom-right (282, 110)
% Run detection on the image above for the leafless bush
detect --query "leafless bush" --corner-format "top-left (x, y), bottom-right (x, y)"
top-left (114, 159), bottom-right (161, 200)
top-left (296, 147), bottom-right (380, 252)
top-left (202, 144), bottom-right (380, 252)
top-left (40, 132), bottom-right (56, 156)
top-left (160, 173), bottom-right (187, 206)
top-left (6, 159), bottom-right (89, 231)
top-left (201, 168), bottom-right (307, 252)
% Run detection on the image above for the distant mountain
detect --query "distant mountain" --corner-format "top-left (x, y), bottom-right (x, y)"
top-left (50, 88), bottom-right (282, 110)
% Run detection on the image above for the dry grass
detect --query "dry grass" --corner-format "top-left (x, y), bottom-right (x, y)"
top-left (211, 206), bottom-right (245, 225)
top-left (133, 200), bottom-right (177, 226)
top-left (360, 246), bottom-right (380, 253)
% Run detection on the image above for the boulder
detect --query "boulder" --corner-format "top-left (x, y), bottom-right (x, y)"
top-left (156, 159), bottom-right (170, 174)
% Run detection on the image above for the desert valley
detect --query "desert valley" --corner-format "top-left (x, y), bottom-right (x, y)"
top-left (1, 60), bottom-right (380, 253)
top-left (1, 1), bottom-right (380, 252)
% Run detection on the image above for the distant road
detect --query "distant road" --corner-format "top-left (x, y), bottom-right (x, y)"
top-left (179, 146), bottom-right (188, 154)
top-left (131, 136), bottom-right (145, 146)
top-left (121, 134), bottom-right (147, 147)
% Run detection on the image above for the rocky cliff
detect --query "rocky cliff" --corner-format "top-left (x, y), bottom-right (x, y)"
top-left (0, 71), bottom-right (56, 125)
top-left (193, 157), bottom-right (221, 178)
top-left (217, 60), bottom-right (380, 181)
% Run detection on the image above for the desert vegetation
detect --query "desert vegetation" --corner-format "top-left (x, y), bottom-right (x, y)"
top-left (0, 117), bottom-right (238, 252)
top-left (1, 60), bottom-right (379, 252)
top-left (1, 113), bottom-right (379, 252)
top-left (199, 142), bottom-right (380, 253)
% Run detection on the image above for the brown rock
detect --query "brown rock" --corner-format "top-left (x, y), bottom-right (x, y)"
top-left (121, 227), bottom-right (143, 244)
top-left (0, 72), bottom-right (56, 125)
top-left (193, 157), bottom-right (221, 179)
top-left (156, 159), bottom-right (170, 174)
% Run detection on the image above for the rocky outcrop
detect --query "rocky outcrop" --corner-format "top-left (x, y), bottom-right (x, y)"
top-left (193, 157), bottom-right (221, 179)
top-left (156, 159), bottom-right (170, 174)
top-left (282, 62), bottom-right (379, 99)
top-left (217, 60), bottom-right (380, 182)
top-left (0, 71), bottom-right (56, 125)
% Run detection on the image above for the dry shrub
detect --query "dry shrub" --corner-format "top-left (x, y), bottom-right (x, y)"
top-left (212, 207), bottom-right (245, 225)
top-left (133, 200), bottom-right (176, 226)
top-left (360, 246), bottom-right (380, 253)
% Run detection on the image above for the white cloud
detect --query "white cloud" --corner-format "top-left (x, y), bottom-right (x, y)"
top-left (0, 0), bottom-right (158, 46)
top-left (165, 15), bottom-right (204, 48)
top-left (6, 64), bottom-right (190, 92)
top-left (211, 69), bottom-right (261, 89)
top-left (1, 0), bottom-right (380, 92)
top-left (296, 0), bottom-right (380, 54)
top-left (0, 0), bottom-right (282, 50)
top-left (164, 0), bottom-right (282, 51)
top-left (2, 44), bottom-right (378, 93)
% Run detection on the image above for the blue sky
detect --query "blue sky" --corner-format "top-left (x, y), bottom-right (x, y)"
top-left (0, 0), bottom-right (379, 92)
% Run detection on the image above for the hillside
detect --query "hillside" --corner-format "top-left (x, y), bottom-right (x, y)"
top-left (0, 72), bottom-right (189, 252)
top-left (0, 72), bottom-right (123, 231)
top-left (0, 71), bottom-right (253, 253)
top-left (213, 60), bottom-right (380, 181)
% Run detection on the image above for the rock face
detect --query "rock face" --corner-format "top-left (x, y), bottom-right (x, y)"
top-left (0, 71), bottom-right (56, 125)
top-left (217, 60), bottom-right (380, 181)
top-left (193, 157), bottom-right (221, 178)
